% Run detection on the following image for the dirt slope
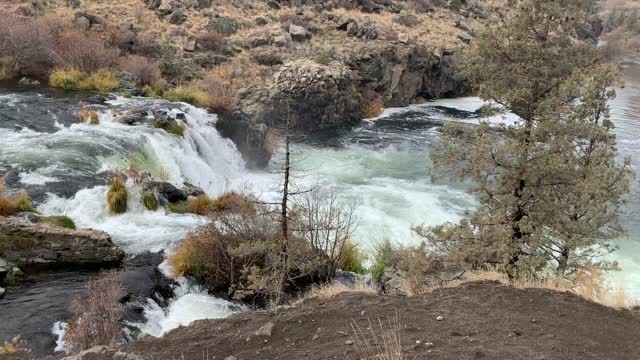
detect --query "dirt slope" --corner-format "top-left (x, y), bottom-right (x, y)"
top-left (113, 281), bottom-right (640, 360)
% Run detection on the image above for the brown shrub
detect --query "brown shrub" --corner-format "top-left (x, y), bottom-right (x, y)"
top-left (55, 31), bottom-right (120, 72)
top-left (64, 271), bottom-right (125, 354)
top-left (252, 50), bottom-right (284, 66)
top-left (123, 55), bottom-right (161, 85)
top-left (0, 180), bottom-right (37, 216)
top-left (0, 13), bottom-right (57, 75)
top-left (196, 31), bottom-right (227, 52)
top-left (132, 32), bottom-right (162, 58)
top-left (194, 64), bottom-right (241, 113)
top-left (362, 95), bottom-right (384, 118)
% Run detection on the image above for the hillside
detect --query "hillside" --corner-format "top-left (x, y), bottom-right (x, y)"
top-left (48, 281), bottom-right (640, 360)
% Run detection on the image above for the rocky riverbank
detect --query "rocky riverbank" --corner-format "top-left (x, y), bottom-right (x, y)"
top-left (37, 281), bottom-right (640, 360)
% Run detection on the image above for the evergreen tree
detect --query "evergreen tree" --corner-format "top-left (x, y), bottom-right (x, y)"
top-left (419, 0), bottom-right (632, 279)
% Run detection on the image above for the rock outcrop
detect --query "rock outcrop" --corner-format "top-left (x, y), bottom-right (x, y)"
top-left (218, 43), bottom-right (469, 168)
top-left (0, 217), bottom-right (124, 270)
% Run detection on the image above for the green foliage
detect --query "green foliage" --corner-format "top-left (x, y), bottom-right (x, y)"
top-left (166, 200), bottom-right (188, 214)
top-left (3, 272), bottom-right (20, 286)
top-left (426, 0), bottom-right (631, 279)
top-left (370, 241), bottom-right (393, 283)
top-left (142, 190), bottom-right (159, 211)
top-left (338, 240), bottom-right (368, 274)
top-left (40, 216), bottom-right (76, 229)
top-left (106, 177), bottom-right (127, 215)
top-left (152, 119), bottom-right (185, 137)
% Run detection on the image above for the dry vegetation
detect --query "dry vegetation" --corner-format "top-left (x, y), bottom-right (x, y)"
top-left (0, 180), bottom-right (37, 216)
top-left (64, 271), bottom-right (126, 354)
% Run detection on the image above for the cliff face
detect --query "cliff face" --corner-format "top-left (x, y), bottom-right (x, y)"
top-left (218, 42), bottom-right (469, 168)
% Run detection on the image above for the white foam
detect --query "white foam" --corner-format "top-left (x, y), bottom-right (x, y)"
top-left (51, 321), bottom-right (67, 353)
top-left (135, 279), bottom-right (241, 337)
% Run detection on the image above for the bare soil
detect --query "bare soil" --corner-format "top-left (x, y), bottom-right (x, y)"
top-left (116, 281), bottom-right (640, 360)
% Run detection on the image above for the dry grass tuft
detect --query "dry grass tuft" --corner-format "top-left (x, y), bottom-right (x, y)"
top-left (123, 55), bottom-right (161, 86)
top-left (64, 271), bottom-right (125, 354)
top-left (460, 269), bottom-right (632, 309)
top-left (0, 180), bottom-right (37, 216)
top-left (362, 96), bottom-right (384, 118)
top-left (106, 176), bottom-right (127, 215)
top-left (77, 109), bottom-right (99, 124)
top-left (187, 194), bottom-right (215, 215)
top-left (350, 312), bottom-right (406, 360)
top-left (301, 281), bottom-right (376, 302)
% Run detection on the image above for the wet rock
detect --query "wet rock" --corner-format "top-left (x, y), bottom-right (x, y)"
top-left (120, 109), bottom-right (149, 125)
top-left (0, 217), bottom-right (125, 270)
top-left (150, 181), bottom-right (188, 203)
top-left (17, 77), bottom-right (32, 86)
top-left (122, 252), bottom-right (175, 327)
top-left (16, 212), bottom-right (40, 223)
top-left (0, 287), bottom-right (5, 299)
top-left (183, 182), bottom-right (205, 197)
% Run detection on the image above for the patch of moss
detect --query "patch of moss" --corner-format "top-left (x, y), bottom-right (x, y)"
top-left (40, 215), bottom-right (76, 229)
top-left (3, 272), bottom-right (21, 286)
top-left (166, 200), bottom-right (188, 214)
top-left (152, 119), bottom-right (184, 137)
top-left (142, 190), bottom-right (159, 211)
top-left (107, 177), bottom-right (128, 215)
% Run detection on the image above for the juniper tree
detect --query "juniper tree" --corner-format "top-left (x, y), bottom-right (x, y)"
top-left (419, 0), bottom-right (632, 279)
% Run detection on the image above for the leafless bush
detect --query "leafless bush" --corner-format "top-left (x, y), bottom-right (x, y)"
top-left (0, 13), bottom-right (57, 75)
top-left (350, 312), bottom-right (406, 360)
top-left (123, 55), bottom-right (161, 85)
top-left (64, 271), bottom-right (125, 355)
top-left (55, 31), bottom-right (120, 72)
top-left (196, 31), bottom-right (227, 52)
top-left (132, 32), bottom-right (162, 57)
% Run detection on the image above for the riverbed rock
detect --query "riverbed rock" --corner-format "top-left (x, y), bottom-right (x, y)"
top-left (0, 287), bottom-right (4, 299)
top-left (0, 217), bottom-right (124, 270)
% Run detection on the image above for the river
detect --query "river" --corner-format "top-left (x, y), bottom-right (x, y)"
top-left (0, 57), bottom-right (638, 353)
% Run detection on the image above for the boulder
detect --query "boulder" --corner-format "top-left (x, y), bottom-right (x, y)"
top-left (74, 11), bottom-right (105, 31)
top-left (0, 217), bottom-right (124, 270)
top-left (0, 287), bottom-right (4, 299)
top-left (380, 267), bottom-right (410, 296)
top-left (147, 181), bottom-right (187, 203)
top-left (289, 25), bottom-right (310, 42)
top-left (398, 32), bottom-right (409, 43)
top-left (273, 34), bottom-right (292, 48)
top-left (168, 10), bottom-right (187, 24)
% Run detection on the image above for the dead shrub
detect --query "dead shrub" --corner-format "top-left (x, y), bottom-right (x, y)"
top-left (55, 31), bottom-right (120, 72)
top-left (194, 64), bottom-right (241, 113)
top-left (132, 32), bottom-right (162, 58)
top-left (350, 312), bottom-right (406, 360)
top-left (362, 95), bottom-right (384, 118)
top-left (64, 271), bottom-right (125, 354)
top-left (196, 31), bottom-right (227, 52)
top-left (0, 13), bottom-right (57, 75)
top-left (169, 190), bottom-right (356, 303)
top-left (0, 180), bottom-right (37, 216)
top-left (393, 13), bottom-right (420, 27)
top-left (123, 55), bottom-right (161, 85)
